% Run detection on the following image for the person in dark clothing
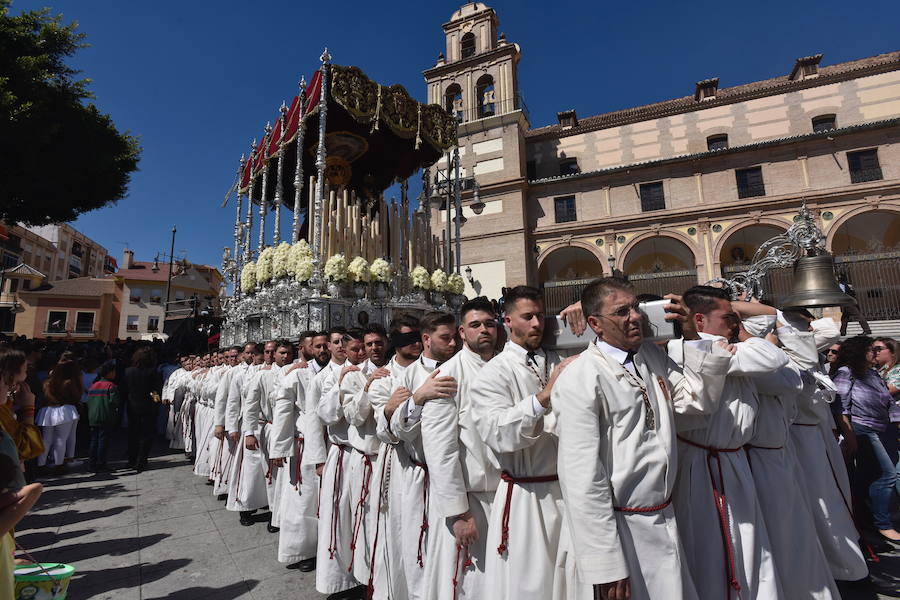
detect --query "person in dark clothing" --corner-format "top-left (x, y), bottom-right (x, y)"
top-left (124, 348), bottom-right (163, 472)
top-left (86, 361), bottom-right (120, 472)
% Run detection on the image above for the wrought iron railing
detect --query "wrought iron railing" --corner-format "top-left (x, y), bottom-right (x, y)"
top-left (834, 251), bottom-right (900, 320)
top-left (737, 183), bottom-right (766, 199)
top-left (849, 167), bottom-right (883, 184)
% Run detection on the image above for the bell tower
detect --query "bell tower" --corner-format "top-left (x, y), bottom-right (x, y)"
top-left (423, 3), bottom-right (532, 301)
top-left (424, 2), bottom-right (522, 123)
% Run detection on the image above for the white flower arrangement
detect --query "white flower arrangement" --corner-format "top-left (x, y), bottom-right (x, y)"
top-left (430, 268), bottom-right (448, 293)
top-left (446, 273), bottom-right (466, 295)
top-left (369, 258), bottom-right (393, 283)
top-left (287, 239), bottom-right (313, 276)
top-left (240, 261), bottom-right (257, 294)
top-left (347, 256), bottom-right (370, 283)
top-left (257, 246), bottom-right (274, 283)
top-left (295, 257), bottom-right (313, 282)
top-left (324, 253), bottom-right (348, 282)
top-left (410, 265), bottom-right (431, 290)
top-left (272, 242), bottom-right (292, 279)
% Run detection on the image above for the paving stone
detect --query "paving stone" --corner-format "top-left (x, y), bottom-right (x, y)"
top-left (138, 511), bottom-right (217, 541)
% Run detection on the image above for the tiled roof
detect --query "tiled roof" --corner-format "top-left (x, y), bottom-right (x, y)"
top-left (525, 51), bottom-right (900, 141)
top-left (20, 277), bottom-right (116, 297)
top-left (112, 261), bottom-right (172, 283)
top-left (2, 263), bottom-right (45, 278)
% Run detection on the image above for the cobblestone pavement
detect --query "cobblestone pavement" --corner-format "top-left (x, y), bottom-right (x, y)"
top-left (13, 446), bottom-right (900, 599)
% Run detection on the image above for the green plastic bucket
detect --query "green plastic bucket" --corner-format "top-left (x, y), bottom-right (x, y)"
top-left (13, 563), bottom-right (74, 600)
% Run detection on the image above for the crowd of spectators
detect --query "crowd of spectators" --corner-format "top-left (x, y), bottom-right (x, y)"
top-left (827, 335), bottom-right (900, 542)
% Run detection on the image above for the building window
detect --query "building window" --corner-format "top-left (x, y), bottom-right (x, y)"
top-left (475, 74), bottom-right (495, 119)
top-left (71, 242), bottom-right (83, 257)
top-left (74, 312), bottom-right (94, 334)
top-left (47, 311), bottom-right (67, 333)
top-left (149, 289), bottom-right (162, 304)
top-left (812, 114), bottom-right (836, 133)
top-left (559, 158), bottom-right (579, 176)
top-left (175, 290), bottom-right (185, 301)
top-left (460, 32), bottom-right (476, 59)
top-left (129, 287), bottom-right (143, 304)
top-left (639, 182), bottom-right (666, 212)
top-left (148, 316), bottom-right (160, 332)
top-left (554, 196), bottom-right (577, 223)
top-left (736, 167), bottom-right (766, 198)
top-left (707, 134), bottom-right (729, 151)
top-left (126, 315), bottom-right (139, 332)
top-left (847, 149), bottom-right (882, 183)
top-left (22, 280), bottom-right (30, 290)
top-left (8, 279), bottom-right (17, 293)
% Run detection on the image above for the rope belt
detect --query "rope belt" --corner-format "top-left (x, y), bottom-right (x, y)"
top-left (349, 452), bottom-right (375, 573)
top-left (412, 459), bottom-right (429, 568)
top-left (211, 436), bottom-right (225, 478)
top-left (293, 436), bottom-right (305, 489)
top-left (367, 446), bottom-right (393, 600)
top-left (677, 435), bottom-right (743, 599)
top-left (328, 444), bottom-right (349, 561)
top-left (496, 471), bottom-right (559, 556)
top-left (614, 496), bottom-right (672, 513)
top-left (452, 543), bottom-right (474, 600)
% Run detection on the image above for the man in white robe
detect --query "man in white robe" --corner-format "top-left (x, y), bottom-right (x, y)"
top-left (226, 343), bottom-right (268, 523)
top-left (211, 345), bottom-right (248, 498)
top-left (420, 299), bottom-right (500, 600)
top-left (340, 324), bottom-right (390, 585)
top-left (554, 278), bottom-right (732, 600)
top-left (364, 314), bottom-right (423, 600)
top-left (163, 355), bottom-right (192, 450)
top-left (272, 332), bottom-right (329, 571)
top-left (469, 285), bottom-right (575, 599)
top-left (313, 327), bottom-right (364, 598)
top-left (388, 312), bottom-right (460, 600)
top-left (674, 285), bottom-right (788, 599)
top-left (729, 302), bottom-right (840, 599)
top-left (781, 309), bottom-right (869, 582)
top-left (193, 355), bottom-right (227, 481)
top-left (243, 340), bottom-right (291, 532)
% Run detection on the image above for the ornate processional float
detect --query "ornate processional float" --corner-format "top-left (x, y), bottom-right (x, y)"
top-left (219, 51), bottom-right (466, 345)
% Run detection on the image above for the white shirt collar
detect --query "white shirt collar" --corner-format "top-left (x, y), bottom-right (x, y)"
top-left (595, 338), bottom-right (632, 365)
top-left (505, 340), bottom-right (544, 358)
top-left (328, 359), bottom-right (345, 375)
top-left (421, 355), bottom-right (440, 369)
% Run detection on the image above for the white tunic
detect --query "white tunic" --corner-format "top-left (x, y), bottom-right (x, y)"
top-left (163, 367), bottom-right (188, 448)
top-left (554, 339), bottom-right (732, 599)
top-left (272, 362), bottom-right (320, 564)
top-left (468, 341), bottom-right (573, 600)
top-left (313, 360), bottom-right (358, 594)
top-left (210, 365), bottom-right (239, 496)
top-left (786, 319), bottom-right (868, 581)
top-left (421, 346), bottom-right (500, 600)
top-left (742, 323), bottom-right (839, 599)
top-left (340, 360), bottom-right (381, 583)
top-left (226, 363), bottom-right (268, 513)
top-left (241, 365), bottom-right (284, 521)
top-left (365, 357), bottom-right (414, 600)
top-left (672, 335), bottom-right (788, 600)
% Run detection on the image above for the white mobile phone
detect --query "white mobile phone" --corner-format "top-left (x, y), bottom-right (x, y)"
top-left (542, 315), bottom-right (591, 355)
top-left (638, 299), bottom-right (681, 342)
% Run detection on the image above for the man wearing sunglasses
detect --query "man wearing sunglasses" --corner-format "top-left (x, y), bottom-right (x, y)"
top-left (552, 278), bottom-right (732, 600)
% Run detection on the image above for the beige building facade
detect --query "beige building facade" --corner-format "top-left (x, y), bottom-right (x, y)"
top-left (24, 223), bottom-right (114, 280)
top-left (426, 3), bottom-right (900, 318)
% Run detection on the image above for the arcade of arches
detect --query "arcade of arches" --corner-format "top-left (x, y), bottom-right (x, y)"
top-left (537, 208), bottom-right (900, 317)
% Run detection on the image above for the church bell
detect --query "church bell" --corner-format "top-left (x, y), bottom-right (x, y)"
top-left (780, 254), bottom-right (855, 308)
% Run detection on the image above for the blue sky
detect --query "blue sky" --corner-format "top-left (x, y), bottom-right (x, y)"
top-left (12, 0), bottom-right (900, 272)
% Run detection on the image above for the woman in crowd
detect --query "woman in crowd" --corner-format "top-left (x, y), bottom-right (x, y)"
top-left (37, 360), bottom-right (82, 471)
top-left (872, 337), bottom-right (900, 499)
top-left (124, 348), bottom-right (163, 472)
top-left (831, 335), bottom-right (900, 543)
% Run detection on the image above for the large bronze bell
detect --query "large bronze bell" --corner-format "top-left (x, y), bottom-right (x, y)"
top-left (781, 254), bottom-right (856, 308)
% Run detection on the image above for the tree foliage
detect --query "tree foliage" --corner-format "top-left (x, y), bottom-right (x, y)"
top-left (0, 0), bottom-right (140, 225)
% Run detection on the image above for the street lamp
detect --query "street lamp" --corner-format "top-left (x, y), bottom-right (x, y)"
top-left (470, 182), bottom-right (485, 215)
top-left (430, 148), bottom-right (463, 273)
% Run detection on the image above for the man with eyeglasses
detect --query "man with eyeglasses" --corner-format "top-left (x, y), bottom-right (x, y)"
top-left (552, 278), bottom-right (732, 600)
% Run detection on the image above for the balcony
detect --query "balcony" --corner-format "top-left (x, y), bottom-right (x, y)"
top-left (850, 167), bottom-right (883, 184)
